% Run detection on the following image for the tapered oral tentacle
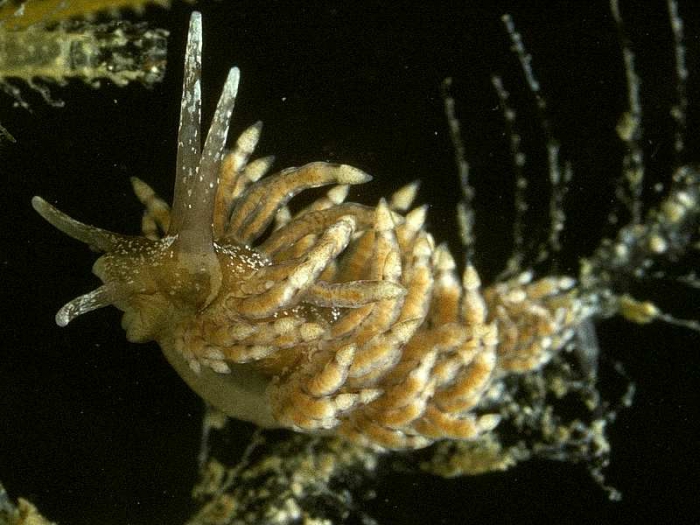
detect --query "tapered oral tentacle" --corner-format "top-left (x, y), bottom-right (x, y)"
top-left (55, 283), bottom-right (130, 327)
top-left (31, 196), bottom-right (133, 252)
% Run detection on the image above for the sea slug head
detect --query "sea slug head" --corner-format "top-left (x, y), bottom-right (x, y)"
top-left (31, 12), bottom-right (230, 344)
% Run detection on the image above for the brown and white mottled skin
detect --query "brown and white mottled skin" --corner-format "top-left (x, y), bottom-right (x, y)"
top-left (32, 12), bottom-right (583, 450)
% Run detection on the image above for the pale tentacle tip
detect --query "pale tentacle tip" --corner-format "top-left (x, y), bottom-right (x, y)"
top-left (55, 299), bottom-right (80, 327)
top-left (31, 195), bottom-right (48, 215)
top-left (31, 196), bottom-right (68, 234)
top-left (189, 10), bottom-right (202, 31)
top-left (55, 309), bottom-right (71, 327)
top-left (223, 66), bottom-right (240, 98)
top-left (54, 285), bottom-right (120, 327)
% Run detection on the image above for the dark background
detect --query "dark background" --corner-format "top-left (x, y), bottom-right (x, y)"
top-left (1, 1), bottom-right (699, 523)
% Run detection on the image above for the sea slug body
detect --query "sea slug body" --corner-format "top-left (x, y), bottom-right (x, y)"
top-left (31, 10), bottom-right (698, 453)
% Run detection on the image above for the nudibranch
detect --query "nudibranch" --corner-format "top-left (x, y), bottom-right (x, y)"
top-left (32, 12), bottom-right (585, 450)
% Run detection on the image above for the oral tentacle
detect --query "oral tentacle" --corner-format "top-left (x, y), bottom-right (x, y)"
top-left (31, 196), bottom-right (133, 252)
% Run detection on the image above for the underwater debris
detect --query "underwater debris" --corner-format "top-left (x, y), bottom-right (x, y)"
top-left (0, 0), bottom-right (183, 30)
top-left (0, 20), bottom-right (168, 109)
top-left (188, 428), bottom-right (380, 525)
top-left (0, 0), bottom-right (172, 140)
